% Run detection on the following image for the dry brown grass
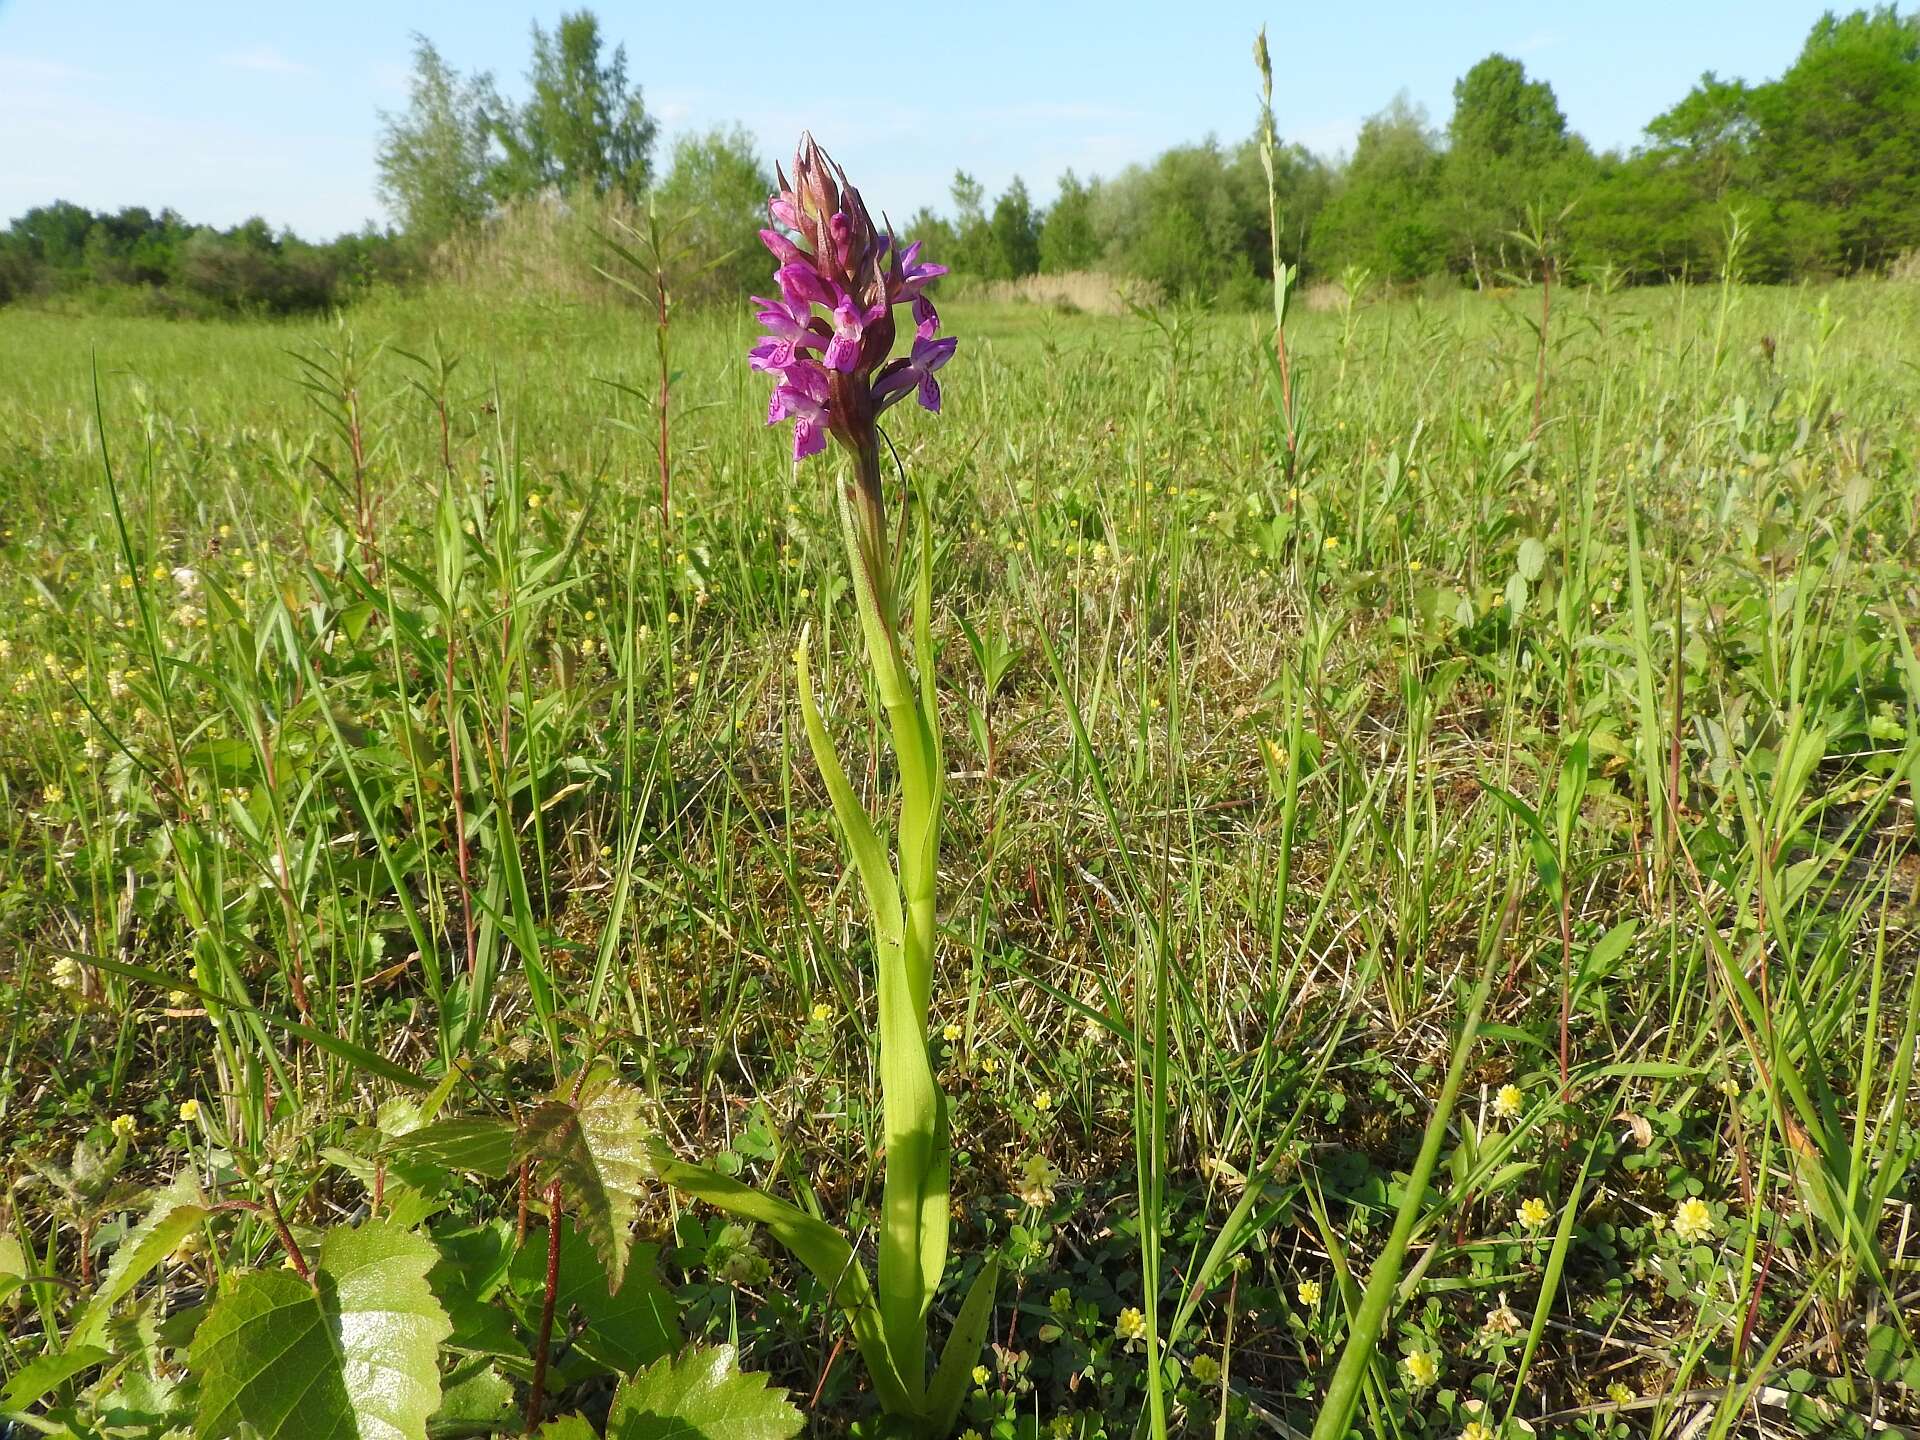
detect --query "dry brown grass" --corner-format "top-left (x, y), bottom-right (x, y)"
top-left (433, 191), bottom-right (649, 306)
top-left (952, 270), bottom-right (1161, 316)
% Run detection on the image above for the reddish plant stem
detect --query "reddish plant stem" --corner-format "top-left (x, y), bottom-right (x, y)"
top-left (515, 1160), bottom-right (531, 1244)
top-left (445, 633), bottom-right (477, 977)
top-left (213, 1196), bottom-right (311, 1285)
top-left (807, 1334), bottom-right (845, 1412)
top-left (524, 1179), bottom-right (564, 1433)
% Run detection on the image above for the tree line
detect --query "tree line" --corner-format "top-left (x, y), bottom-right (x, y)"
top-left (2, 6), bottom-right (1914, 315)
top-left (929, 6), bottom-right (1920, 298)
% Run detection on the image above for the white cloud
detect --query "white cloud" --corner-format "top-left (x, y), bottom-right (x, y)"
top-left (216, 45), bottom-right (306, 75)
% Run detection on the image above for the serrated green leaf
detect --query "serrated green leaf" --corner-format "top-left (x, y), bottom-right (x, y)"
top-left (517, 1078), bottom-right (652, 1293)
top-left (190, 1220), bottom-right (451, 1440)
top-left (0, 1344), bottom-right (112, 1413)
top-left (510, 1226), bottom-right (680, 1375)
top-left (432, 1221), bottom-right (526, 1360)
top-left (432, 1364), bottom-right (515, 1426)
top-left (606, 1344), bottom-right (804, 1440)
top-left (72, 1173), bottom-right (208, 1349)
top-left (538, 1418), bottom-right (600, 1440)
top-left (384, 1118), bottom-right (516, 1178)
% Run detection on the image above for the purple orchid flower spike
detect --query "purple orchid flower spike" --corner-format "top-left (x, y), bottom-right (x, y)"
top-left (748, 131), bottom-right (957, 616)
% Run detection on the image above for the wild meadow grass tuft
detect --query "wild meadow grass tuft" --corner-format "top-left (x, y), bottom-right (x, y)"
top-left (1, 242), bottom-right (1918, 1438)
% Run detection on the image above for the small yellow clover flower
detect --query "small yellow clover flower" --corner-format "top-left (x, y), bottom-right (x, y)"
top-left (1114, 1307), bottom-right (1147, 1344)
top-left (1672, 1196), bottom-right (1715, 1243)
top-left (1032, 1089), bottom-right (1053, 1113)
top-left (942, 1021), bottom-right (962, 1042)
top-left (1460, 1422), bottom-right (1495, 1440)
top-left (1295, 1277), bottom-right (1322, 1306)
top-left (1401, 1348), bottom-right (1439, 1390)
top-left (111, 1114), bottom-right (137, 1141)
top-left (810, 1001), bottom-right (834, 1025)
top-left (1518, 1196), bottom-right (1552, 1230)
top-left (1606, 1381), bottom-right (1635, 1406)
top-left (1491, 1083), bottom-right (1524, 1121)
top-left (178, 1099), bottom-right (201, 1123)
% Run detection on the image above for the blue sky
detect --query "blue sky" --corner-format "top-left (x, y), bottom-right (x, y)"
top-left (0, 0), bottom-right (1841, 238)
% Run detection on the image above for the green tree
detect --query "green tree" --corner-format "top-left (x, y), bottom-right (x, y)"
top-left (490, 10), bottom-right (658, 201)
top-left (375, 35), bottom-right (496, 246)
top-left (901, 206), bottom-right (957, 267)
top-left (987, 176), bottom-right (1041, 278)
top-left (654, 125), bottom-right (773, 304)
top-left (1039, 170), bottom-right (1101, 272)
top-left (1313, 97), bottom-right (1445, 281)
top-left (1096, 139), bottom-right (1267, 301)
top-left (947, 171), bottom-right (990, 274)
top-left (1438, 55), bottom-right (1588, 282)
top-left (1751, 6), bottom-right (1920, 271)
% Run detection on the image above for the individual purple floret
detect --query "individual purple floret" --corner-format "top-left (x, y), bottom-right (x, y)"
top-left (872, 334), bottom-right (957, 414)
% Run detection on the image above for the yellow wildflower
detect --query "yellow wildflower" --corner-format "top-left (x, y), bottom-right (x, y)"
top-left (810, 1001), bottom-right (833, 1025)
top-left (111, 1114), bottom-right (137, 1140)
top-left (1296, 1278), bottom-right (1321, 1306)
top-left (1401, 1348), bottom-right (1439, 1389)
top-left (1518, 1197), bottom-right (1551, 1230)
top-left (942, 1022), bottom-right (962, 1043)
top-left (178, 1099), bottom-right (201, 1123)
top-left (1672, 1196), bottom-right (1715, 1243)
top-left (1491, 1083), bottom-right (1524, 1120)
top-left (1017, 1153), bottom-right (1060, 1208)
top-left (1114, 1307), bottom-right (1146, 1344)
top-left (1033, 1089), bottom-right (1053, 1113)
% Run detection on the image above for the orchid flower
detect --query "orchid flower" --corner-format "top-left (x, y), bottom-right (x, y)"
top-left (746, 134), bottom-right (956, 488)
top-left (664, 134), bottom-right (991, 1440)
top-left (874, 333), bottom-right (957, 414)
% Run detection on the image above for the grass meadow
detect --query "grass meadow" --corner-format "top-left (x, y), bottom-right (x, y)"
top-left (2, 272), bottom-right (1918, 1438)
